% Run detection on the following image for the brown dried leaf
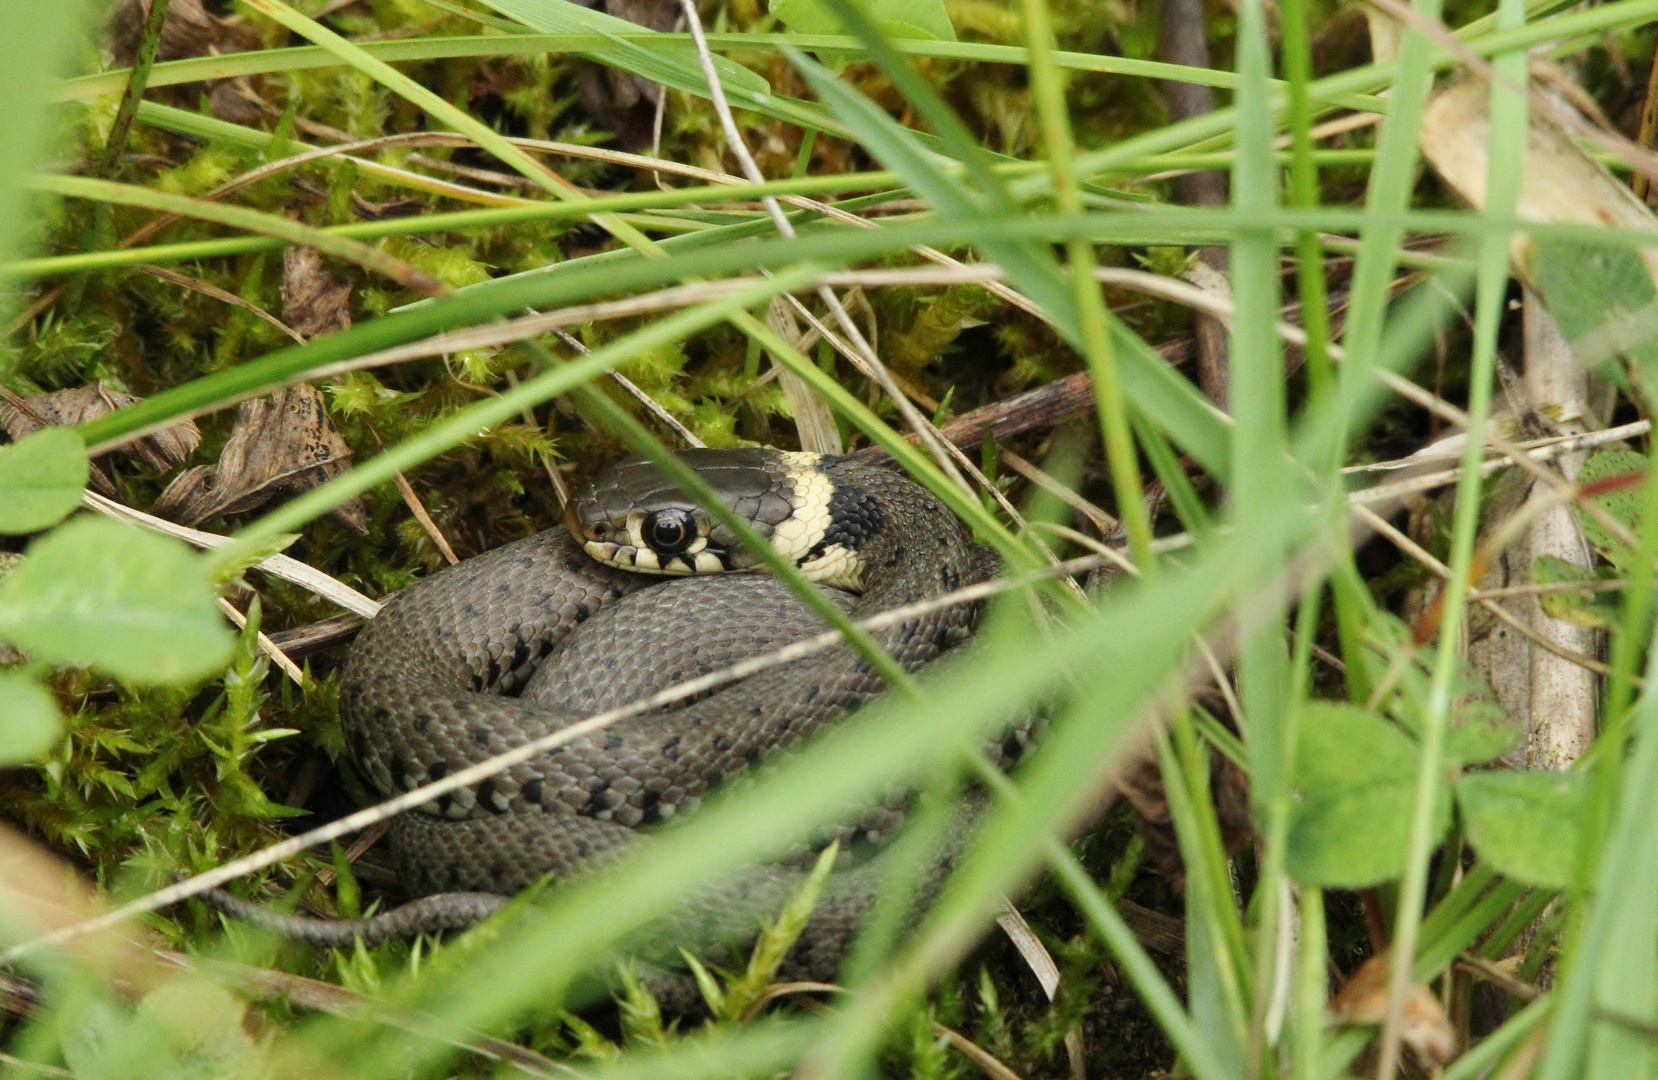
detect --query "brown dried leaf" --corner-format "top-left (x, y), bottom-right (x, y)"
top-left (281, 247), bottom-right (353, 341)
top-left (1329, 953), bottom-right (1458, 1067)
top-left (106, 0), bottom-right (223, 66)
top-left (0, 381), bottom-right (200, 473)
top-left (1113, 711), bottom-right (1250, 892)
top-left (153, 384), bottom-right (368, 534)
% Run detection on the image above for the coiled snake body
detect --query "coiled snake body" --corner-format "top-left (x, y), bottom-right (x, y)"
top-left (220, 450), bottom-right (1001, 976)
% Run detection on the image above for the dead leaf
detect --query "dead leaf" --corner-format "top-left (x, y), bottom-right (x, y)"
top-left (1419, 77), bottom-right (1658, 290)
top-left (1329, 953), bottom-right (1458, 1068)
top-left (107, 0), bottom-right (222, 66)
top-left (106, 0), bottom-right (262, 126)
top-left (281, 247), bottom-right (352, 340)
top-left (0, 381), bottom-right (200, 473)
top-left (1114, 732), bottom-right (1251, 893)
top-left (153, 384), bottom-right (368, 534)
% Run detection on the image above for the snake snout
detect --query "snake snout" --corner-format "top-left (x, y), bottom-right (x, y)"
top-left (568, 450), bottom-right (794, 576)
top-left (566, 449), bottom-right (868, 589)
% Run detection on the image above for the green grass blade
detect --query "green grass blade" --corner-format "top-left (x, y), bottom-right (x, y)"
top-left (29, 173), bottom-right (443, 293)
top-left (214, 267), bottom-right (819, 559)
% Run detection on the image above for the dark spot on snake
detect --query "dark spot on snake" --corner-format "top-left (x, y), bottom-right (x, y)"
top-left (806, 685), bottom-right (820, 702)
top-left (522, 778), bottom-right (544, 804)
top-left (576, 840), bottom-right (591, 858)
top-left (639, 789), bottom-right (660, 811)
top-left (588, 776), bottom-right (609, 793)
top-left (842, 695), bottom-right (861, 710)
top-left (745, 747), bottom-right (763, 765)
top-left (565, 560), bottom-right (587, 574)
top-left (751, 703), bottom-right (764, 717)
top-left (413, 714), bottom-right (431, 734)
top-left (434, 793), bottom-right (453, 815)
top-left (697, 663), bottom-right (712, 676)
top-left (941, 564), bottom-right (960, 591)
top-left (537, 639), bottom-right (555, 658)
top-left (373, 706), bottom-right (391, 724)
top-left (776, 716), bottom-right (793, 732)
top-left (854, 658), bottom-right (871, 675)
top-left (605, 732), bottom-right (624, 751)
top-left (575, 603), bottom-right (591, 622)
top-left (510, 641), bottom-right (531, 671)
top-left (714, 735), bottom-right (732, 751)
top-left (469, 727), bottom-right (491, 748)
top-left (662, 736), bottom-right (681, 761)
top-left (469, 674), bottom-right (484, 691)
top-left (476, 778), bottom-right (497, 809)
top-left (823, 481), bottom-right (885, 551)
top-left (486, 658), bottom-right (502, 685)
top-left (428, 761), bottom-right (448, 781)
top-left (931, 626), bottom-right (950, 650)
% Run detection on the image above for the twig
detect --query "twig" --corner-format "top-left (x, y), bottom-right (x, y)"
top-left (81, 490), bottom-right (380, 618)
top-left (550, 328), bottom-right (704, 448)
top-left (673, 0), bottom-right (972, 495)
top-left (137, 265), bottom-right (306, 344)
top-left (392, 471), bottom-right (459, 565)
top-left (217, 598), bottom-right (308, 686)
top-left (152, 948), bottom-right (578, 1077)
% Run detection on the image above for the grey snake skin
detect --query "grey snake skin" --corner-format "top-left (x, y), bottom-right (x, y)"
top-left (209, 450), bottom-right (1006, 980)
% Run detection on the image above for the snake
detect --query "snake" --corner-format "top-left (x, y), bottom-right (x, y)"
top-left (206, 449), bottom-right (1011, 980)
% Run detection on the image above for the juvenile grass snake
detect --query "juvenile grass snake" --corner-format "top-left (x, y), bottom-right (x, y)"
top-left (208, 449), bottom-right (1013, 978)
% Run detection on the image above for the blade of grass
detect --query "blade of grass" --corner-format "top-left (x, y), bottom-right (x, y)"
top-left (0, 0), bottom-right (81, 303)
top-left (29, 173), bottom-right (443, 294)
top-left (477, 0), bottom-right (769, 105)
top-left (70, 207), bottom-right (1646, 456)
top-left (1372, 11), bottom-right (1527, 1073)
top-left (237, 0), bottom-right (661, 259)
top-left (1227, 0), bottom-right (1294, 1070)
top-left (53, 31), bottom-right (1374, 107)
top-left (211, 266), bottom-right (820, 561)
top-left (98, 0), bottom-right (171, 177)
top-left (1015, 0), bottom-right (1155, 568)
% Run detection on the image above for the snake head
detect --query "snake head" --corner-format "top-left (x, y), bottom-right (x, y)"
top-left (566, 450), bottom-right (866, 589)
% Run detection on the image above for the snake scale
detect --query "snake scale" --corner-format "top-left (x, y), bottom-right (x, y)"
top-left (210, 449), bottom-right (1010, 979)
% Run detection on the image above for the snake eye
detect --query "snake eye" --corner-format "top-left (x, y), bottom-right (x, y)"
top-left (645, 508), bottom-right (695, 555)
